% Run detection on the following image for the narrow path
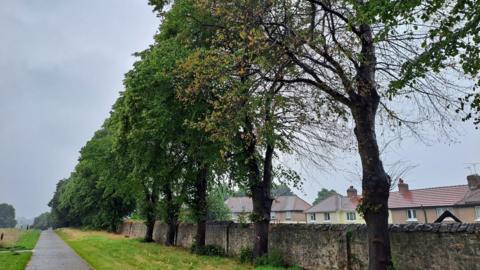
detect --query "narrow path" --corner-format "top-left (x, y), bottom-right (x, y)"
top-left (26, 230), bottom-right (91, 270)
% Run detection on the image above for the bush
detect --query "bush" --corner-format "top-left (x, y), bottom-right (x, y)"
top-left (254, 250), bottom-right (285, 268)
top-left (239, 247), bottom-right (253, 264)
top-left (190, 244), bottom-right (225, 257)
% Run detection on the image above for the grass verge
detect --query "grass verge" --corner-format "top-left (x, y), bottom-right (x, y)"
top-left (0, 230), bottom-right (40, 251)
top-left (14, 230), bottom-right (41, 250)
top-left (56, 228), bottom-right (297, 270)
top-left (0, 229), bottom-right (40, 270)
top-left (0, 252), bottom-right (33, 270)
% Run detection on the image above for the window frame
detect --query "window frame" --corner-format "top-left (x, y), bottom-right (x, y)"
top-left (475, 206), bottom-right (480, 221)
top-left (310, 213), bottom-right (316, 221)
top-left (346, 212), bottom-right (356, 221)
top-left (436, 207), bottom-right (454, 217)
top-left (406, 209), bottom-right (417, 221)
top-left (323, 212), bottom-right (331, 222)
top-left (270, 211), bottom-right (277, 220)
top-left (285, 211), bottom-right (292, 220)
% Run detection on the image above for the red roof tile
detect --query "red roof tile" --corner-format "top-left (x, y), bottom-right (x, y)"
top-left (388, 185), bottom-right (470, 209)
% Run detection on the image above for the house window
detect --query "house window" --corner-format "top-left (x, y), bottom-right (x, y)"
top-left (231, 213), bottom-right (237, 220)
top-left (271, 212), bottom-right (277, 220)
top-left (324, 213), bottom-right (331, 222)
top-left (285, 211), bottom-right (292, 220)
top-left (475, 207), bottom-right (480, 221)
top-left (407, 209), bottom-right (417, 221)
top-left (346, 212), bottom-right (356, 221)
top-left (310, 213), bottom-right (316, 221)
top-left (436, 207), bottom-right (453, 217)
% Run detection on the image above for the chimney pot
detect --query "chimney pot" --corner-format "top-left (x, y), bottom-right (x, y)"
top-left (467, 174), bottom-right (480, 190)
top-left (347, 186), bottom-right (357, 198)
top-left (398, 179), bottom-right (409, 193)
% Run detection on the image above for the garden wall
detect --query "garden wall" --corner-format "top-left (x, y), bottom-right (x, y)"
top-left (118, 221), bottom-right (480, 270)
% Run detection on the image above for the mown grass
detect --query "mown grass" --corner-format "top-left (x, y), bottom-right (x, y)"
top-left (0, 229), bottom-right (40, 270)
top-left (57, 228), bottom-right (297, 270)
top-left (13, 230), bottom-right (41, 250)
top-left (0, 252), bottom-right (33, 270)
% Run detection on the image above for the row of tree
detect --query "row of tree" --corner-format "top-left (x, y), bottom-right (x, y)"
top-left (49, 0), bottom-right (479, 269)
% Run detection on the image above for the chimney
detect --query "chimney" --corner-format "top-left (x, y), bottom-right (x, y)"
top-left (347, 186), bottom-right (357, 198)
top-left (398, 179), bottom-right (409, 193)
top-left (467, 174), bottom-right (480, 190)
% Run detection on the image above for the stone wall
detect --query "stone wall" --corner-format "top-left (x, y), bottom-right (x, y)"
top-left (118, 221), bottom-right (480, 270)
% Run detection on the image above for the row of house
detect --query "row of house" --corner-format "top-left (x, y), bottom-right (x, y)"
top-left (224, 174), bottom-right (480, 224)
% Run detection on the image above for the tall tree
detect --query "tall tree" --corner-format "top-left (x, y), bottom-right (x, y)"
top-left (191, 1), bottom-right (473, 268)
top-left (312, 188), bottom-right (338, 205)
top-left (271, 183), bottom-right (295, 197)
top-left (49, 179), bottom-right (76, 228)
top-left (48, 123), bottom-right (135, 232)
top-left (176, 13), bottom-right (341, 258)
top-left (0, 203), bottom-right (16, 228)
top-left (117, 0), bottom-right (219, 244)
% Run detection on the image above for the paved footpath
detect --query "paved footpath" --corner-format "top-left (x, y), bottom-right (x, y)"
top-left (26, 230), bottom-right (91, 270)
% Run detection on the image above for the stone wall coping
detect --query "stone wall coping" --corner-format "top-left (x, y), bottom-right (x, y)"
top-left (123, 220), bottom-right (480, 234)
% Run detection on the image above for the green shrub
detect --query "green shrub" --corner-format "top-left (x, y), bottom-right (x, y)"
top-left (190, 244), bottom-right (225, 257)
top-left (239, 247), bottom-right (253, 264)
top-left (254, 250), bottom-right (285, 267)
top-left (238, 214), bottom-right (250, 228)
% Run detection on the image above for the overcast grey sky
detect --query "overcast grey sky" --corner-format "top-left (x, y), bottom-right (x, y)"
top-left (0, 1), bottom-right (479, 219)
top-left (0, 1), bottom-right (157, 218)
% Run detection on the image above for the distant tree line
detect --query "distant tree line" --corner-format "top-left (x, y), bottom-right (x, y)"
top-left (0, 203), bottom-right (17, 228)
top-left (47, 0), bottom-right (480, 268)
top-left (31, 212), bottom-right (52, 230)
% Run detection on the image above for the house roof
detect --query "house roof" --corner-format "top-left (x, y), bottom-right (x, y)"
top-left (388, 185), bottom-right (471, 209)
top-left (225, 197), bottom-right (253, 213)
top-left (272, 195), bottom-right (312, 212)
top-left (305, 194), bottom-right (360, 213)
top-left (225, 195), bottom-right (311, 213)
top-left (458, 188), bottom-right (480, 205)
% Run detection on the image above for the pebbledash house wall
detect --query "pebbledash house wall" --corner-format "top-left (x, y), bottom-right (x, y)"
top-left (119, 221), bottom-right (480, 270)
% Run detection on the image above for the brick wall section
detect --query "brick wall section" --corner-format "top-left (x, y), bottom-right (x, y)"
top-left (119, 221), bottom-right (480, 270)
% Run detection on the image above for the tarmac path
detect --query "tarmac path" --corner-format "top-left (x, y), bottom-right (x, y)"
top-left (26, 230), bottom-right (91, 270)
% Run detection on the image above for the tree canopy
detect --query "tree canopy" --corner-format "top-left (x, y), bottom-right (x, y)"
top-left (48, 123), bottom-right (135, 232)
top-left (32, 212), bottom-right (52, 230)
top-left (0, 203), bottom-right (17, 228)
top-left (312, 189), bottom-right (338, 205)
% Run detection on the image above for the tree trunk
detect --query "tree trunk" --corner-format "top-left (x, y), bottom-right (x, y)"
top-left (164, 184), bottom-right (178, 246)
top-left (144, 217), bottom-right (155, 242)
top-left (194, 165), bottom-right (209, 248)
top-left (250, 144), bottom-right (274, 258)
top-left (251, 188), bottom-right (272, 258)
top-left (351, 97), bottom-right (393, 270)
top-left (143, 191), bottom-right (158, 243)
top-left (165, 220), bottom-right (176, 246)
top-left (242, 92), bottom-right (275, 259)
top-left (346, 19), bottom-right (393, 270)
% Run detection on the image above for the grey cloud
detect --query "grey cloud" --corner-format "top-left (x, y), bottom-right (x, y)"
top-left (0, 0), bottom-right (157, 218)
